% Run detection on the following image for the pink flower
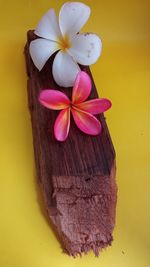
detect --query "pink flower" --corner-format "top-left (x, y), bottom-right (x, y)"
top-left (39, 71), bottom-right (111, 141)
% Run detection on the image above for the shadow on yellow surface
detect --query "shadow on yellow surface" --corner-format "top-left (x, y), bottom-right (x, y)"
top-left (0, 1), bottom-right (150, 267)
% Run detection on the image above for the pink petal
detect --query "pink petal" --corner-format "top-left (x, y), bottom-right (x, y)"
top-left (75, 98), bottom-right (112, 114)
top-left (54, 108), bottom-right (70, 141)
top-left (71, 107), bottom-right (101, 135)
top-left (72, 71), bottom-right (92, 104)
top-left (39, 90), bottom-right (70, 110)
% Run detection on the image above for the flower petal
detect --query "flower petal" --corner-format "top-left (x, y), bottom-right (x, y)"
top-left (71, 107), bottom-right (101, 135)
top-left (75, 98), bottom-right (112, 114)
top-left (35, 8), bottom-right (62, 41)
top-left (39, 90), bottom-right (70, 110)
top-left (59, 2), bottom-right (90, 37)
top-left (69, 33), bottom-right (102, 65)
top-left (52, 51), bottom-right (80, 87)
top-left (54, 108), bottom-right (70, 141)
top-left (72, 71), bottom-right (92, 104)
top-left (29, 38), bottom-right (59, 71)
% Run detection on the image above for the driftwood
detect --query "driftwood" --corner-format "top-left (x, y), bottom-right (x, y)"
top-left (24, 30), bottom-right (117, 256)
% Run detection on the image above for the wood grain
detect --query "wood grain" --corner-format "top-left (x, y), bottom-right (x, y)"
top-left (24, 30), bottom-right (117, 256)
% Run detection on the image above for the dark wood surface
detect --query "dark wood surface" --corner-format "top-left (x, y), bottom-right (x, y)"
top-left (25, 30), bottom-right (117, 256)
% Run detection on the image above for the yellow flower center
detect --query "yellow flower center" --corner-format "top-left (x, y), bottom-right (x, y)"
top-left (58, 35), bottom-right (71, 51)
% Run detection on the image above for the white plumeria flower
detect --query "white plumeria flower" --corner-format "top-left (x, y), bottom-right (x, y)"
top-left (29, 2), bottom-right (102, 87)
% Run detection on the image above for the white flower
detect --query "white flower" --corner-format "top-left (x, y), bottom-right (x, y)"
top-left (29, 2), bottom-right (102, 87)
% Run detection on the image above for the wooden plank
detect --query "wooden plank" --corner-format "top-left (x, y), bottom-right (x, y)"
top-left (24, 30), bottom-right (117, 256)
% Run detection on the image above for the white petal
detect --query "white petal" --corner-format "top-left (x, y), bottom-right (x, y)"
top-left (59, 2), bottom-right (90, 37)
top-left (29, 39), bottom-right (59, 71)
top-left (69, 33), bottom-right (102, 65)
top-left (52, 51), bottom-right (80, 87)
top-left (35, 8), bottom-right (62, 41)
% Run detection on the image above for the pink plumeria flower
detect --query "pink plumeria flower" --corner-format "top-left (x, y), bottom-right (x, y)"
top-left (29, 2), bottom-right (102, 87)
top-left (39, 71), bottom-right (111, 141)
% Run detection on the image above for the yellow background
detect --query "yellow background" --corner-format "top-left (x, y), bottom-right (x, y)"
top-left (0, 0), bottom-right (150, 266)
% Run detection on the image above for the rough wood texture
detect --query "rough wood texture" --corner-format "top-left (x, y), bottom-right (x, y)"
top-left (24, 30), bottom-right (117, 257)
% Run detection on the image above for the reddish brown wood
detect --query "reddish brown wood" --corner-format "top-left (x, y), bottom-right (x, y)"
top-left (24, 30), bottom-right (117, 257)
